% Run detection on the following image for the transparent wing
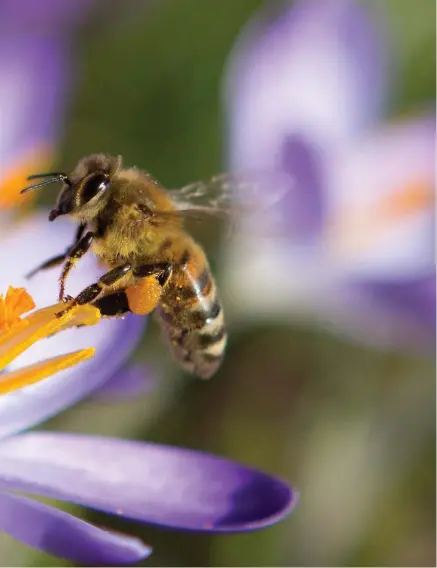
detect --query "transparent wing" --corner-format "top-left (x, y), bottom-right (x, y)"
top-left (155, 170), bottom-right (293, 225)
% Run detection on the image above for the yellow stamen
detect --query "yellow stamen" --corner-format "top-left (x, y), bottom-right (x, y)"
top-left (0, 348), bottom-right (95, 395)
top-left (0, 287), bottom-right (101, 394)
top-left (0, 146), bottom-right (52, 209)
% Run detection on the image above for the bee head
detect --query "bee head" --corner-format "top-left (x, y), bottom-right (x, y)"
top-left (21, 154), bottom-right (122, 222)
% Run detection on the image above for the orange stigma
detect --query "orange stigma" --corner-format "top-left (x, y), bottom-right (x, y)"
top-left (0, 287), bottom-right (35, 333)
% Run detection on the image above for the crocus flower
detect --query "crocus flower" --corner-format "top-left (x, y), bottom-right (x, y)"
top-left (223, 0), bottom-right (435, 350)
top-left (0, 287), bottom-right (296, 564)
top-left (0, 8), bottom-right (297, 563)
top-left (0, 0), bottom-right (147, 435)
top-left (0, 3), bottom-right (139, 561)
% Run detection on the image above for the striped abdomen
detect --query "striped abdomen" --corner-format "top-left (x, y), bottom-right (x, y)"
top-left (155, 244), bottom-right (226, 379)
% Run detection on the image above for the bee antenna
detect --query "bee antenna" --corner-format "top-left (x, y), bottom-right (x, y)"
top-left (20, 173), bottom-right (71, 194)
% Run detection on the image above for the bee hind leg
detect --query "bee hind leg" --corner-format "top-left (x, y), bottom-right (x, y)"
top-left (92, 291), bottom-right (132, 317)
top-left (56, 262), bottom-right (172, 318)
top-left (69, 292), bottom-right (131, 330)
top-left (56, 262), bottom-right (132, 318)
top-left (133, 262), bottom-right (172, 286)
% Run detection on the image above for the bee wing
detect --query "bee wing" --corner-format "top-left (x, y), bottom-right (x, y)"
top-left (156, 171), bottom-right (293, 230)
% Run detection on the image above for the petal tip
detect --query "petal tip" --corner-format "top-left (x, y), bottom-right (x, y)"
top-left (212, 475), bottom-right (298, 533)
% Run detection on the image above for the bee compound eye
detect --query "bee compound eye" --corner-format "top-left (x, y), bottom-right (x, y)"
top-left (81, 173), bottom-right (110, 204)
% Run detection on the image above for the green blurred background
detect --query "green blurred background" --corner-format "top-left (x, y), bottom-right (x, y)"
top-left (3, 0), bottom-right (435, 565)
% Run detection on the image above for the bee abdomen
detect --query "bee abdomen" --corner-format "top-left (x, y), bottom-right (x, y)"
top-left (161, 313), bottom-right (227, 379)
top-left (156, 259), bottom-right (226, 379)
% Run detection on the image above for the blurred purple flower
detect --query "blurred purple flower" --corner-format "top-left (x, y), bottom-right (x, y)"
top-left (0, 1), bottom-right (93, 196)
top-left (223, 0), bottom-right (435, 350)
top-left (93, 362), bottom-right (157, 401)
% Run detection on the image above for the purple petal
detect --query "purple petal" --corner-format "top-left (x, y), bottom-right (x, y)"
top-left (0, 0), bottom-right (90, 169)
top-left (326, 115), bottom-right (435, 279)
top-left (360, 276), bottom-right (436, 330)
top-left (0, 432), bottom-right (297, 532)
top-left (0, 35), bottom-right (69, 169)
top-left (93, 364), bottom-right (156, 401)
top-left (322, 278), bottom-right (436, 352)
top-left (223, 113), bottom-right (436, 349)
top-left (0, 491), bottom-right (151, 564)
top-left (225, 0), bottom-right (389, 174)
top-left (0, 0), bottom-right (91, 195)
top-left (279, 135), bottom-right (325, 239)
top-left (0, 213), bottom-right (146, 439)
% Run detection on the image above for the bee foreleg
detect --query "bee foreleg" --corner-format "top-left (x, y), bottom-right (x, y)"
top-left (58, 231), bottom-right (94, 301)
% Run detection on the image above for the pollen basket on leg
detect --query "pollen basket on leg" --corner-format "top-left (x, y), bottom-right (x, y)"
top-left (126, 276), bottom-right (163, 315)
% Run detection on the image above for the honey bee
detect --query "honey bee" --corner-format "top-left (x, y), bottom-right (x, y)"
top-left (21, 154), bottom-right (289, 379)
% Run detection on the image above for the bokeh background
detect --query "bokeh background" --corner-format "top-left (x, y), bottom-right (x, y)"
top-left (0, 0), bottom-right (435, 566)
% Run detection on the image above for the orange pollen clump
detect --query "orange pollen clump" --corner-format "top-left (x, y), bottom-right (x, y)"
top-left (0, 287), bottom-right (36, 333)
top-left (126, 276), bottom-right (163, 316)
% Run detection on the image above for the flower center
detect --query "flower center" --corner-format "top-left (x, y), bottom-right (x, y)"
top-left (0, 287), bottom-right (101, 395)
top-left (379, 179), bottom-right (433, 223)
top-left (329, 178), bottom-right (433, 257)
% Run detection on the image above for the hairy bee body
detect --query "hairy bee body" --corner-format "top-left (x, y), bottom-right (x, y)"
top-left (23, 153), bottom-right (288, 378)
top-left (29, 155), bottom-right (226, 379)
